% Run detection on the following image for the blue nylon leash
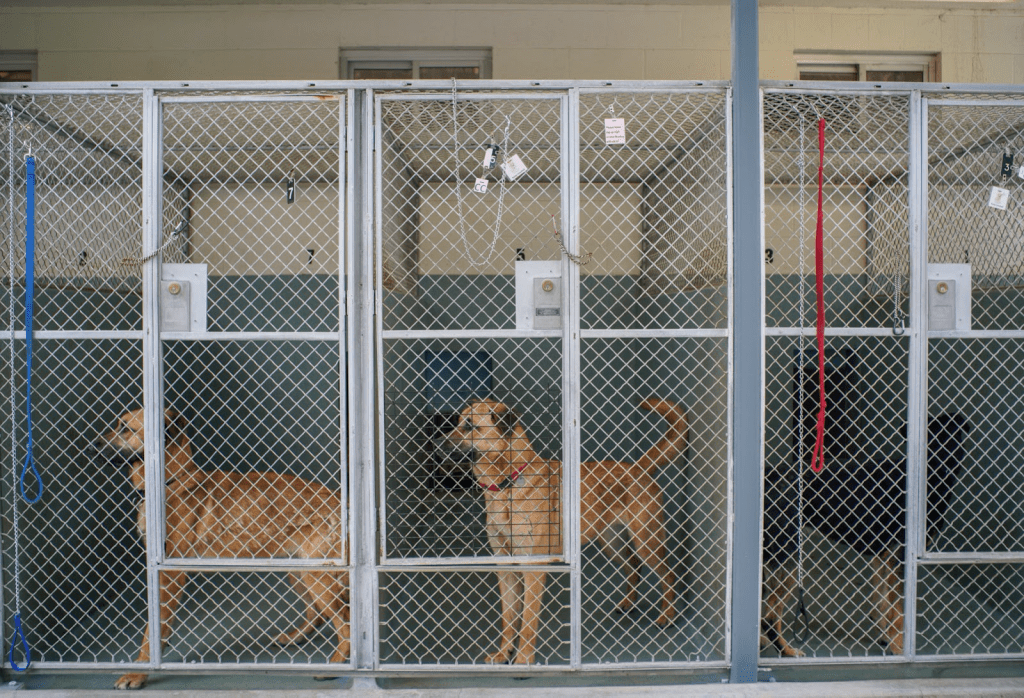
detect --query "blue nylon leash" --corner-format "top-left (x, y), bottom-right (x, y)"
top-left (9, 153), bottom-right (41, 673)
top-left (21, 154), bottom-right (41, 505)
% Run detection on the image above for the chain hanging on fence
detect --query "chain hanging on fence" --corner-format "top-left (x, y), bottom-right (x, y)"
top-left (119, 217), bottom-right (187, 269)
top-left (550, 215), bottom-right (593, 267)
top-left (451, 78), bottom-right (511, 268)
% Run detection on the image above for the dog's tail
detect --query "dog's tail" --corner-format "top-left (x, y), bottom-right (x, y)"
top-left (635, 398), bottom-right (688, 474)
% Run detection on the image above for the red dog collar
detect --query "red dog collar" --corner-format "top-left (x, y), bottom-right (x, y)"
top-left (480, 464), bottom-right (526, 492)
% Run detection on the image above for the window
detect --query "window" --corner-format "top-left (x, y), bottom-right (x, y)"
top-left (796, 52), bottom-right (940, 82)
top-left (0, 51), bottom-right (37, 82)
top-left (339, 48), bottom-right (491, 80)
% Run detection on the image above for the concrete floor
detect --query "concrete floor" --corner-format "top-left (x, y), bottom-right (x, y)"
top-left (3, 676), bottom-right (1024, 697)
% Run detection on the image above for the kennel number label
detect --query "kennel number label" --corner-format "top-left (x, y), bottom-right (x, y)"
top-left (473, 177), bottom-right (489, 194)
top-left (604, 118), bottom-right (626, 145)
top-left (502, 155), bottom-right (528, 181)
top-left (989, 186), bottom-right (1009, 210)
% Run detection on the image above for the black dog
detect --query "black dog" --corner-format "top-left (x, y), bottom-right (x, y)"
top-left (762, 413), bottom-right (970, 657)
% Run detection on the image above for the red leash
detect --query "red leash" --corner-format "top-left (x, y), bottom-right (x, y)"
top-left (809, 118), bottom-right (827, 474)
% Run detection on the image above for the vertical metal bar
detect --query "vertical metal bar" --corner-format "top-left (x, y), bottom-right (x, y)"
top-left (141, 87), bottom-right (165, 671)
top-left (563, 88), bottom-right (582, 669)
top-left (723, 86), bottom-right (737, 664)
top-left (349, 87), bottom-right (378, 672)
top-left (339, 91), bottom-right (350, 565)
top-left (373, 96), bottom-right (387, 564)
top-left (904, 91), bottom-right (928, 661)
top-left (729, 0), bottom-right (763, 683)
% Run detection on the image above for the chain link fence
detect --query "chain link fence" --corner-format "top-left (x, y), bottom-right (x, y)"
top-left (3, 81), bottom-right (1024, 679)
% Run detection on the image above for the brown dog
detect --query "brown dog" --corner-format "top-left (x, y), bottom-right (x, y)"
top-left (445, 397), bottom-right (687, 665)
top-left (94, 408), bottom-right (348, 689)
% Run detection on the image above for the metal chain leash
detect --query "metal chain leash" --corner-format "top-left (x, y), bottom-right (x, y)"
top-left (452, 78), bottom-right (509, 268)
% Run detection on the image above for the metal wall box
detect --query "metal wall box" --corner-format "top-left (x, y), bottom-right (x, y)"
top-left (515, 260), bottom-right (562, 331)
top-left (161, 263), bottom-right (208, 332)
top-left (927, 263), bottom-right (971, 331)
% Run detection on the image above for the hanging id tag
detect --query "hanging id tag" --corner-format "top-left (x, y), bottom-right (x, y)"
top-left (286, 173), bottom-right (296, 204)
top-left (989, 186), bottom-right (1009, 211)
top-left (604, 118), bottom-right (626, 145)
top-left (482, 147), bottom-right (495, 170)
top-left (502, 154), bottom-right (528, 181)
top-left (1018, 164), bottom-right (1024, 180)
top-left (1001, 151), bottom-right (1014, 182)
top-left (473, 177), bottom-right (489, 194)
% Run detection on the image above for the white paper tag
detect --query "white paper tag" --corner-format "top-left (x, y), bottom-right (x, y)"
top-left (989, 186), bottom-right (1009, 210)
top-left (473, 177), bottom-right (489, 194)
top-left (482, 147), bottom-right (494, 170)
top-left (1018, 164), bottom-right (1024, 180)
top-left (604, 118), bottom-right (626, 145)
top-left (502, 154), bottom-right (528, 181)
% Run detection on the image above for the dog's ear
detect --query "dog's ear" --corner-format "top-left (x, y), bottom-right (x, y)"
top-left (164, 409), bottom-right (188, 444)
top-left (491, 402), bottom-right (519, 436)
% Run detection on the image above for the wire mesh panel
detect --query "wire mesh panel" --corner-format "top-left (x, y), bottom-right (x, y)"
top-left (1, 91), bottom-right (151, 666)
top-left (764, 92), bottom-right (911, 330)
top-left (917, 564), bottom-right (1024, 656)
top-left (915, 93), bottom-right (1024, 659)
top-left (156, 570), bottom-right (349, 666)
top-left (379, 570), bottom-right (570, 666)
top-left (576, 90), bottom-right (729, 665)
top-left (376, 90), bottom-right (568, 669)
top-left (579, 91), bottom-right (728, 331)
top-left (761, 90), bottom-right (916, 662)
top-left (764, 335), bottom-right (909, 659)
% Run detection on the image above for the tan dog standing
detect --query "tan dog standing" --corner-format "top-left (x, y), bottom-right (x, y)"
top-left (445, 397), bottom-right (687, 665)
top-left (94, 408), bottom-right (348, 689)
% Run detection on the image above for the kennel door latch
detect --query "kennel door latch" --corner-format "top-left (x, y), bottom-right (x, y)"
top-left (161, 263), bottom-right (208, 333)
top-left (515, 260), bottom-right (561, 331)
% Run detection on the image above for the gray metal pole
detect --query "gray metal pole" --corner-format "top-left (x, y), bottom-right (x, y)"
top-left (349, 88), bottom-right (378, 681)
top-left (730, 0), bottom-right (764, 684)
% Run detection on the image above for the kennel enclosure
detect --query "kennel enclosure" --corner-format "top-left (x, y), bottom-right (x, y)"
top-left (2, 79), bottom-right (1024, 678)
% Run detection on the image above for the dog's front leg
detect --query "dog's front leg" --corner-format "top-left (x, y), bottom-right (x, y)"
top-left (484, 570), bottom-right (523, 664)
top-left (115, 570), bottom-right (188, 690)
top-left (870, 551), bottom-right (904, 655)
top-left (760, 566), bottom-right (804, 658)
top-left (512, 571), bottom-right (546, 665)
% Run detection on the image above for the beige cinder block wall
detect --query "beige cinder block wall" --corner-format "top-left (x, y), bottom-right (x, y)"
top-left (2, 3), bottom-right (1023, 84)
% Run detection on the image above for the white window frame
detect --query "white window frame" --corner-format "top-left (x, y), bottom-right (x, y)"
top-left (795, 51), bottom-right (941, 82)
top-left (339, 47), bottom-right (492, 80)
top-left (0, 50), bottom-right (38, 82)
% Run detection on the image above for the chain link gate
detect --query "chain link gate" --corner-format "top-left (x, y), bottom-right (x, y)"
top-left (373, 85), bottom-right (730, 670)
top-left (916, 91), bottom-right (1024, 659)
top-left (761, 88), bottom-right (916, 661)
top-left (761, 84), bottom-right (1024, 667)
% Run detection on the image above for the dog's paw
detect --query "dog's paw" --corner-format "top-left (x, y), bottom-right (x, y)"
top-left (511, 652), bottom-right (535, 666)
top-left (885, 634), bottom-right (904, 655)
top-left (114, 673), bottom-right (148, 690)
top-left (615, 598), bottom-right (636, 614)
top-left (482, 648), bottom-right (512, 665)
top-left (274, 628), bottom-right (308, 647)
top-left (782, 646), bottom-right (806, 658)
top-left (654, 608), bottom-right (677, 627)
